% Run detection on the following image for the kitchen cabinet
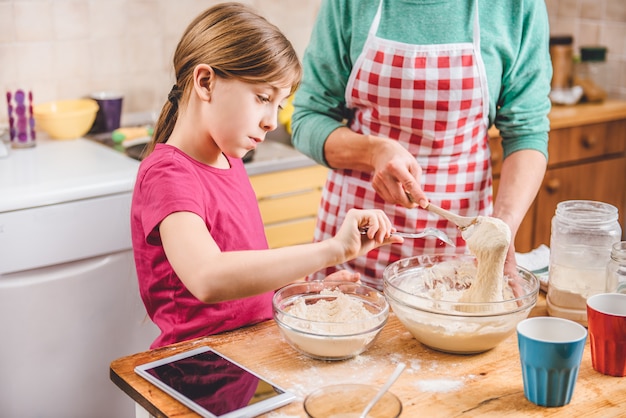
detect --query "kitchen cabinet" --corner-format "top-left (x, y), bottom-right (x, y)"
top-left (491, 100), bottom-right (626, 252)
top-left (250, 165), bottom-right (328, 248)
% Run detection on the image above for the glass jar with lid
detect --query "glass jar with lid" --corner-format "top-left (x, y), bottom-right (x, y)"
top-left (606, 241), bottom-right (626, 294)
top-left (575, 46), bottom-right (608, 102)
top-left (547, 200), bottom-right (622, 326)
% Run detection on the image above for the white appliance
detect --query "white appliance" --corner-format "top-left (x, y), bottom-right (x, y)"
top-left (0, 138), bottom-right (159, 417)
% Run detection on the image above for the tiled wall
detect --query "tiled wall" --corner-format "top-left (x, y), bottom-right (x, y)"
top-left (546, 0), bottom-right (626, 100)
top-left (1, 0), bottom-right (624, 125)
top-left (0, 0), bottom-right (322, 122)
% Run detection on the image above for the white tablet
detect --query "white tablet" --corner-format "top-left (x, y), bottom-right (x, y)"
top-left (134, 346), bottom-right (296, 418)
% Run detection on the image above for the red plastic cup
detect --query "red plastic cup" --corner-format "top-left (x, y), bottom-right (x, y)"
top-left (586, 293), bottom-right (626, 377)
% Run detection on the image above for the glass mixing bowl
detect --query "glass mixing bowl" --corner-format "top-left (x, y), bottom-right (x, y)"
top-left (273, 281), bottom-right (389, 360)
top-left (383, 254), bottom-right (539, 354)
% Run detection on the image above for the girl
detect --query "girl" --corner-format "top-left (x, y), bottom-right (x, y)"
top-left (131, 2), bottom-right (401, 349)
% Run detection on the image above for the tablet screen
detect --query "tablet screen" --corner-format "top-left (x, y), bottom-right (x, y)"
top-left (135, 346), bottom-right (295, 418)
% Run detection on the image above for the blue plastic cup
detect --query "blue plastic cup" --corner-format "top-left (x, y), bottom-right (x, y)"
top-left (517, 317), bottom-right (587, 407)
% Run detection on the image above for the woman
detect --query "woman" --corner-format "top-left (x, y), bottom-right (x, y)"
top-left (291, 0), bottom-right (551, 289)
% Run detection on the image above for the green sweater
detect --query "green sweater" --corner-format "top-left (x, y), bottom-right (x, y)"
top-left (291, 0), bottom-right (552, 167)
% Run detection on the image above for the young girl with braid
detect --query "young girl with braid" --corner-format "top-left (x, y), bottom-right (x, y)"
top-left (131, 2), bottom-right (401, 349)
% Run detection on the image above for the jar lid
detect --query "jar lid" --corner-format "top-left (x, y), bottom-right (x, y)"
top-left (580, 46), bottom-right (607, 62)
top-left (550, 35), bottom-right (573, 46)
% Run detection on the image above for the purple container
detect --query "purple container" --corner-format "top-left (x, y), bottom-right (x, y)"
top-left (89, 91), bottom-right (123, 133)
top-left (6, 89), bottom-right (36, 148)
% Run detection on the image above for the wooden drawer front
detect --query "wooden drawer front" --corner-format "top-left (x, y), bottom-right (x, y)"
top-left (533, 157), bottom-right (626, 247)
top-left (548, 120), bottom-right (626, 166)
top-left (250, 165), bottom-right (328, 199)
top-left (257, 189), bottom-right (322, 224)
top-left (265, 218), bottom-right (317, 248)
top-left (250, 165), bottom-right (328, 248)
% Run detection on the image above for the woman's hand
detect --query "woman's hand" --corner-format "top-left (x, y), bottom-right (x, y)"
top-left (370, 138), bottom-right (429, 208)
top-left (332, 208), bottom-right (403, 263)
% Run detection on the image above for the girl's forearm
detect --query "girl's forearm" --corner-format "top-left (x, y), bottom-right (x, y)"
top-left (188, 240), bottom-right (343, 303)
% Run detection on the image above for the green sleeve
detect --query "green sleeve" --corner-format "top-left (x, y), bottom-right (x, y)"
top-left (291, 0), bottom-right (376, 167)
top-left (484, 0), bottom-right (552, 160)
top-left (292, 0), bottom-right (552, 165)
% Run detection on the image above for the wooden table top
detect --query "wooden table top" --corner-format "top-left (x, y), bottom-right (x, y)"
top-left (110, 293), bottom-right (626, 417)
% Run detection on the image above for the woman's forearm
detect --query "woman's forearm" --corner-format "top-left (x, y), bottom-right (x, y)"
top-left (323, 127), bottom-right (378, 171)
top-left (492, 149), bottom-right (547, 238)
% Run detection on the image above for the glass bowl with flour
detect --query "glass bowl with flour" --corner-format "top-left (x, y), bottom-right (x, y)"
top-left (383, 254), bottom-right (539, 354)
top-left (273, 281), bottom-right (389, 360)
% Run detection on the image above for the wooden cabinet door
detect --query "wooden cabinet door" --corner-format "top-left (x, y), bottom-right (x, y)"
top-left (533, 157), bottom-right (626, 248)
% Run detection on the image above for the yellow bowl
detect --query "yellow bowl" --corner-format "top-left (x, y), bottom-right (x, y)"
top-left (33, 99), bottom-right (99, 140)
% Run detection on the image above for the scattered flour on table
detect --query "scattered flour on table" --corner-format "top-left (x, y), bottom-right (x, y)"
top-left (415, 378), bottom-right (464, 393)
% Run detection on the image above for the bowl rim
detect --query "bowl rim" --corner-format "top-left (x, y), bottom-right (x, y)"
top-left (303, 383), bottom-right (402, 417)
top-left (273, 281), bottom-right (389, 333)
top-left (383, 254), bottom-right (539, 317)
top-left (33, 99), bottom-right (99, 117)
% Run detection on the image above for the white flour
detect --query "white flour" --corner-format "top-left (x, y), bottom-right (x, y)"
top-left (548, 264), bottom-right (606, 310)
top-left (415, 378), bottom-right (464, 393)
top-left (280, 289), bottom-right (384, 359)
top-left (288, 289), bottom-right (374, 327)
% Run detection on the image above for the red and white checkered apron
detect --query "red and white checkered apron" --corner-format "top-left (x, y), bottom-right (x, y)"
top-left (311, 0), bottom-right (492, 289)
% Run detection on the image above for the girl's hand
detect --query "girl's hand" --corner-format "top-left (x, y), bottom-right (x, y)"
top-left (333, 208), bottom-right (403, 262)
top-left (323, 269), bottom-right (361, 283)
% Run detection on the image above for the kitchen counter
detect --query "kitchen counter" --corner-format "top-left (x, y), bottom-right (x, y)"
top-left (85, 128), bottom-right (316, 176)
top-left (110, 292), bottom-right (626, 417)
top-left (245, 138), bottom-right (317, 176)
top-left (489, 99), bottom-right (626, 137)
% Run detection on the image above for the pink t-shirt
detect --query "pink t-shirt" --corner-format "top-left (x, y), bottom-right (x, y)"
top-left (131, 144), bottom-right (272, 348)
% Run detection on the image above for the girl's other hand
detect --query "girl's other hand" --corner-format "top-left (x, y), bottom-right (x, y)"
top-left (323, 269), bottom-right (361, 283)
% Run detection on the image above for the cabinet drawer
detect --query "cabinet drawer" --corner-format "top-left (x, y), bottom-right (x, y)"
top-left (533, 157), bottom-right (626, 247)
top-left (547, 120), bottom-right (626, 166)
top-left (250, 165), bottom-right (328, 248)
top-left (250, 165), bottom-right (328, 198)
top-left (265, 218), bottom-right (317, 248)
top-left (257, 189), bottom-right (322, 224)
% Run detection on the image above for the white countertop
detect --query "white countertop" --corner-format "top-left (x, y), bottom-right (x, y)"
top-left (0, 137), bottom-right (139, 212)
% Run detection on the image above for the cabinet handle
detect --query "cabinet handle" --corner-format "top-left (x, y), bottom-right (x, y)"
top-left (581, 135), bottom-right (597, 149)
top-left (545, 178), bottom-right (561, 194)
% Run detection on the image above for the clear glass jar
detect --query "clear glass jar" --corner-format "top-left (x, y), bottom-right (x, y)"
top-left (606, 241), bottom-right (626, 294)
top-left (547, 200), bottom-right (622, 326)
top-left (575, 46), bottom-right (608, 102)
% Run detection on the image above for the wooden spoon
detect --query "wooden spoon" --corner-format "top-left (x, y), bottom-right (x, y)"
top-left (426, 203), bottom-right (478, 230)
